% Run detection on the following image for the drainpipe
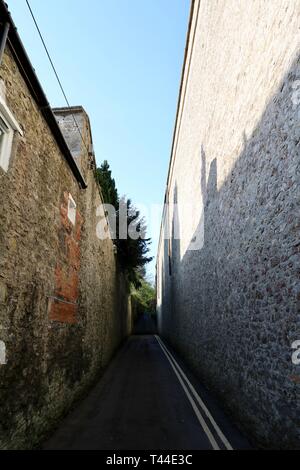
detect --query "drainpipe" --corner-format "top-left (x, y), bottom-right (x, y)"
top-left (0, 22), bottom-right (10, 66)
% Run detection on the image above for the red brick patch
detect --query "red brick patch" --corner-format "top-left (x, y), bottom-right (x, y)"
top-left (48, 297), bottom-right (77, 324)
top-left (49, 191), bottom-right (82, 323)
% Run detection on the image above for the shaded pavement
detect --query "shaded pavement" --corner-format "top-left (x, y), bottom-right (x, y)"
top-left (44, 334), bottom-right (251, 450)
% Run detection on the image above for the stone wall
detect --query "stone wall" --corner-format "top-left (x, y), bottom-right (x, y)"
top-left (0, 45), bottom-right (130, 449)
top-left (157, 0), bottom-right (300, 449)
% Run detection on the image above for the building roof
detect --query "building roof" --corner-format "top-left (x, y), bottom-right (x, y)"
top-left (0, 0), bottom-right (87, 188)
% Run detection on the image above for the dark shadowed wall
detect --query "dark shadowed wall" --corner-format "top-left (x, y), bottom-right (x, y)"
top-left (157, 0), bottom-right (300, 449)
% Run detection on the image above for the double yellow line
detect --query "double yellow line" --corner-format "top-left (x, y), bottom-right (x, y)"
top-left (155, 335), bottom-right (233, 451)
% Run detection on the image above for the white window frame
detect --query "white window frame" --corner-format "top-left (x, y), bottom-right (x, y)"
top-left (0, 340), bottom-right (6, 365)
top-left (0, 95), bottom-right (23, 172)
top-left (67, 193), bottom-right (77, 225)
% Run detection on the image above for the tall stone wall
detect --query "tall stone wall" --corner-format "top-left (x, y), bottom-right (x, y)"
top-left (0, 46), bottom-right (130, 449)
top-left (157, 0), bottom-right (300, 449)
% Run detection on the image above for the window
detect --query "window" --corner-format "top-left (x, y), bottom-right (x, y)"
top-left (0, 114), bottom-right (13, 172)
top-left (67, 193), bottom-right (77, 225)
top-left (0, 340), bottom-right (6, 365)
top-left (0, 95), bottom-right (23, 172)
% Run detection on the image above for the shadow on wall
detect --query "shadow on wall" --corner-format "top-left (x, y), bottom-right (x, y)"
top-left (160, 53), bottom-right (300, 449)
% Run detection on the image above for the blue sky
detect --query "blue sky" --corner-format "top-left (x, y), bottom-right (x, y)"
top-left (7, 0), bottom-right (190, 279)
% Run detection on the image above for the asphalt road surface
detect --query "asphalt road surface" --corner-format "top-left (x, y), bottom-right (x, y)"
top-left (44, 331), bottom-right (251, 450)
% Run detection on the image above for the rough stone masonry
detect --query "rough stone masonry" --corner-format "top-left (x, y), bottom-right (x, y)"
top-left (0, 3), bottom-right (131, 449)
top-left (157, 0), bottom-right (300, 449)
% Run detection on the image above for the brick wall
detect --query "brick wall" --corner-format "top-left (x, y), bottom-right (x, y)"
top-left (157, 0), bottom-right (300, 449)
top-left (0, 46), bottom-right (130, 449)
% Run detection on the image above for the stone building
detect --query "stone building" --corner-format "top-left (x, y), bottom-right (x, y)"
top-left (157, 0), bottom-right (300, 449)
top-left (0, 1), bottom-right (130, 449)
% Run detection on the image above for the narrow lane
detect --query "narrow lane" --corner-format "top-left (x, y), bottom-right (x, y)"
top-left (44, 335), bottom-right (250, 450)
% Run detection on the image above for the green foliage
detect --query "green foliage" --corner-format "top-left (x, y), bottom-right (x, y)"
top-left (96, 161), bottom-right (153, 287)
top-left (116, 198), bottom-right (153, 287)
top-left (96, 160), bottom-right (118, 209)
top-left (131, 278), bottom-right (156, 315)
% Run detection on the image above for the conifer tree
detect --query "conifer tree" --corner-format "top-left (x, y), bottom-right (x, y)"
top-left (96, 161), bottom-right (153, 287)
